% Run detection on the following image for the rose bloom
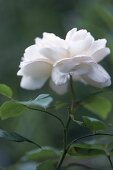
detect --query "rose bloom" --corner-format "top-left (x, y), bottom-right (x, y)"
top-left (17, 28), bottom-right (111, 94)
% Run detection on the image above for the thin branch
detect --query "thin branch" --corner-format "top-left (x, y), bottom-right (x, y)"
top-left (107, 155), bottom-right (113, 170)
top-left (56, 133), bottom-right (113, 170)
top-left (67, 133), bottom-right (113, 151)
top-left (56, 75), bottom-right (75, 170)
top-left (69, 74), bottom-right (75, 102)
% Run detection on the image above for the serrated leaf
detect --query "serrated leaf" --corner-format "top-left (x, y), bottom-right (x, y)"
top-left (0, 84), bottom-right (13, 98)
top-left (82, 96), bottom-right (112, 119)
top-left (0, 101), bottom-right (26, 120)
top-left (68, 143), bottom-right (107, 157)
top-left (24, 146), bottom-right (60, 162)
top-left (37, 160), bottom-right (57, 170)
top-left (82, 116), bottom-right (106, 133)
top-left (0, 129), bottom-right (41, 147)
top-left (20, 94), bottom-right (53, 109)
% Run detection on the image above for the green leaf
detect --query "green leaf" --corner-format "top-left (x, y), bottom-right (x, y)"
top-left (82, 96), bottom-right (112, 119)
top-left (0, 129), bottom-right (41, 147)
top-left (0, 129), bottom-right (29, 142)
top-left (37, 160), bottom-right (57, 170)
top-left (24, 146), bottom-right (60, 162)
top-left (0, 84), bottom-right (13, 98)
top-left (68, 139), bottom-right (113, 158)
top-left (82, 116), bottom-right (106, 133)
top-left (7, 162), bottom-right (37, 170)
top-left (68, 143), bottom-right (107, 157)
top-left (20, 94), bottom-right (53, 109)
top-left (0, 101), bottom-right (26, 120)
top-left (53, 101), bottom-right (67, 110)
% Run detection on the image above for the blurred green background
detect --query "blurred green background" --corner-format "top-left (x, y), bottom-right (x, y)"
top-left (0, 0), bottom-right (113, 169)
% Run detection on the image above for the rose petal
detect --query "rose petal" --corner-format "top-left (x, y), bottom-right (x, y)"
top-left (39, 47), bottom-right (68, 62)
top-left (66, 29), bottom-right (93, 42)
top-left (86, 39), bottom-right (107, 55)
top-left (50, 80), bottom-right (68, 94)
top-left (18, 61), bottom-right (52, 89)
top-left (52, 67), bottom-right (69, 85)
top-left (81, 63), bottom-right (111, 88)
top-left (24, 45), bottom-right (47, 61)
top-left (72, 30), bottom-right (89, 41)
top-left (65, 28), bottom-right (77, 41)
top-left (92, 48), bottom-right (110, 62)
top-left (69, 35), bottom-right (94, 56)
top-left (20, 76), bottom-right (48, 90)
top-left (43, 32), bottom-right (59, 40)
top-left (43, 32), bottom-right (66, 48)
top-left (71, 63), bottom-right (91, 77)
top-left (54, 55), bottom-right (93, 73)
top-left (35, 37), bottom-right (42, 44)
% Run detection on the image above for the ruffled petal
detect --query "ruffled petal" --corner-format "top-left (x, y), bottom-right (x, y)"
top-left (66, 29), bottom-right (94, 42)
top-left (18, 60), bottom-right (52, 89)
top-left (54, 55), bottom-right (93, 73)
top-left (51, 67), bottom-right (69, 85)
top-left (86, 39), bottom-right (107, 55)
top-left (43, 32), bottom-right (66, 48)
top-left (84, 39), bottom-right (110, 62)
top-left (65, 28), bottom-right (77, 41)
top-left (24, 45), bottom-right (47, 62)
top-left (35, 37), bottom-right (42, 44)
top-left (50, 80), bottom-right (68, 95)
top-left (69, 35), bottom-right (94, 56)
top-left (81, 64), bottom-right (111, 88)
top-left (43, 32), bottom-right (60, 40)
top-left (92, 48), bottom-right (110, 62)
top-left (39, 47), bottom-right (68, 62)
top-left (71, 63), bottom-right (91, 77)
top-left (20, 76), bottom-right (48, 90)
top-left (72, 30), bottom-right (89, 41)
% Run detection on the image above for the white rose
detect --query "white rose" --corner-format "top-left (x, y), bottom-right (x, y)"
top-left (17, 28), bottom-right (111, 94)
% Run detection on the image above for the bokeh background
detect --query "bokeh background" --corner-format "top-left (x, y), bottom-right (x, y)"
top-left (0, 0), bottom-right (113, 169)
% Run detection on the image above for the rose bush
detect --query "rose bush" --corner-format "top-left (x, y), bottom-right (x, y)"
top-left (17, 28), bottom-right (111, 94)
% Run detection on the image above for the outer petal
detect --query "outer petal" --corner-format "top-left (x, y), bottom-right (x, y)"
top-left (50, 80), bottom-right (69, 95)
top-left (18, 60), bottom-right (52, 89)
top-left (86, 39), bottom-right (107, 55)
top-left (23, 45), bottom-right (47, 62)
top-left (81, 64), bottom-right (111, 88)
top-left (85, 39), bottom-right (110, 62)
top-left (51, 67), bottom-right (69, 85)
top-left (20, 76), bottom-right (48, 90)
top-left (53, 55), bottom-right (93, 73)
top-left (92, 48), bottom-right (110, 63)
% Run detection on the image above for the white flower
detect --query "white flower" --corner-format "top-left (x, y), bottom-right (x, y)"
top-left (17, 28), bottom-right (111, 94)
